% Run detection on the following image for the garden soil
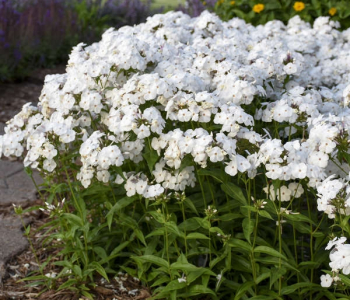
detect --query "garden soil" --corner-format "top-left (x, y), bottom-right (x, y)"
top-left (0, 66), bottom-right (66, 126)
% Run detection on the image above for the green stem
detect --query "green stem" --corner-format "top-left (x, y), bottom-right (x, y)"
top-left (207, 176), bottom-right (216, 207)
top-left (195, 166), bottom-right (207, 208)
top-left (306, 191), bottom-right (314, 287)
top-left (20, 216), bottom-right (42, 274)
top-left (64, 167), bottom-right (89, 265)
top-left (208, 224), bottom-right (212, 264)
top-left (278, 213), bottom-right (282, 296)
top-left (181, 202), bottom-right (188, 256)
top-left (278, 188), bottom-right (282, 296)
top-left (29, 173), bottom-right (43, 199)
top-left (251, 213), bottom-right (259, 292)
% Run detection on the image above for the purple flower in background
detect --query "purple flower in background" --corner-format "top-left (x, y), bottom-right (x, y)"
top-left (0, 0), bottom-right (162, 81)
top-left (176, 0), bottom-right (216, 17)
top-left (102, 0), bottom-right (162, 28)
top-left (0, 0), bottom-right (80, 80)
top-left (13, 46), bottom-right (21, 61)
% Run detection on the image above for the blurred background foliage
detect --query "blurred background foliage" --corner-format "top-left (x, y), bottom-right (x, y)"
top-left (0, 0), bottom-right (162, 81)
top-left (214, 0), bottom-right (350, 28)
top-left (1, 0), bottom-right (350, 82)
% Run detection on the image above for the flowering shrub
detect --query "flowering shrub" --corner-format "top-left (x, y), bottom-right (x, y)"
top-left (214, 0), bottom-right (350, 29)
top-left (3, 10), bottom-right (350, 299)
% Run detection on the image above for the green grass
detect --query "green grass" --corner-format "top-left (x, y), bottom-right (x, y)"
top-left (148, 0), bottom-right (185, 9)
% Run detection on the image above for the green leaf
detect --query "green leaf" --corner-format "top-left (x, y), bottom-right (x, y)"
top-left (148, 211), bottom-right (166, 224)
top-left (288, 221), bottom-right (311, 234)
top-left (106, 195), bottom-right (138, 229)
top-left (170, 262), bottom-right (199, 272)
top-left (73, 265), bottom-right (82, 278)
top-left (254, 246), bottom-right (287, 260)
top-left (184, 198), bottom-right (199, 215)
top-left (143, 142), bottom-right (159, 173)
top-left (89, 261), bottom-right (109, 281)
top-left (63, 213), bottom-right (83, 226)
top-left (57, 279), bottom-right (78, 291)
top-left (231, 8), bottom-right (246, 19)
top-left (219, 213), bottom-right (243, 222)
top-left (256, 257), bottom-right (299, 272)
top-left (104, 241), bottom-right (130, 262)
top-left (22, 205), bottom-right (43, 214)
top-left (186, 232), bottom-right (210, 240)
top-left (179, 217), bottom-right (210, 230)
top-left (24, 166), bottom-right (33, 176)
top-left (76, 195), bottom-right (87, 220)
top-left (311, 0), bottom-right (320, 8)
top-left (258, 210), bottom-right (274, 220)
top-left (54, 260), bottom-right (73, 269)
top-left (265, 2), bottom-right (282, 10)
top-left (197, 168), bottom-right (226, 183)
top-left (93, 246), bottom-right (107, 261)
top-left (177, 253), bottom-right (188, 264)
top-left (166, 221), bottom-right (185, 238)
top-left (281, 282), bottom-right (319, 295)
top-left (234, 281), bottom-right (255, 300)
top-left (80, 290), bottom-right (94, 300)
top-left (270, 267), bottom-right (286, 288)
top-left (179, 218), bottom-right (201, 231)
top-left (151, 276), bottom-right (170, 287)
top-left (152, 280), bottom-right (187, 299)
top-left (228, 238), bottom-right (252, 252)
top-left (179, 154), bottom-right (193, 172)
top-left (249, 296), bottom-right (276, 300)
top-left (209, 249), bottom-right (227, 269)
top-left (221, 182), bottom-right (247, 205)
top-left (184, 285), bottom-right (218, 299)
top-left (146, 228), bottom-right (165, 238)
top-left (135, 229), bottom-right (147, 246)
top-left (195, 218), bottom-right (211, 230)
top-left (284, 213), bottom-right (316, 226)
top-left (134, 255), bottom-right (169, 269)
top-left (209, 227), bottom-right (225, 235)
top-left (255, 271), bottom-right (270, 284)
top-left (241, 205), bottom-right (258, 214)
top-left (242, 218), bottom-right (255, 243)
top-left (187, 269), bottom-right (216, 284)
top-left (338, 274), bottom-right (350, 286)
top-left (298, 261), bottom-right (318, 269)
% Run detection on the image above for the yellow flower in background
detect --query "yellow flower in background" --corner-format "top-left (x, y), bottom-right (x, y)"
top-left (230, 0), bottom-right (235, 5)
top-left (329, 7), bottom-right (337, 16)
top-left (217, 0), bottom-right (224, 5)
top-left (203, 1), bottom-right (207, 5)
top-left (293, 1), bottom-right (305, 12)
top-left (253, 4), bottom-right (265, 13)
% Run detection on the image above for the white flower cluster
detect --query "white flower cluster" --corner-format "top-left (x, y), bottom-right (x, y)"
top-left (1, 11), bottom-right (350, 284)
top-left (316, 175), bottom-right (350, 219)
top-left (321, 237), bottom-right (350, 288)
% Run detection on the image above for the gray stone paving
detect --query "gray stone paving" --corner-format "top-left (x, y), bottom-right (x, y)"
top-left (0, 122), bottom-right (4, 135)
top-left (0, 160), bottom-right (42, 205)
top-left (0, 66), bottom-right (64, 283)
top-left (0, 158), bottom-right (43, 280)
top-left (0, 216), bottom-right (30, 283)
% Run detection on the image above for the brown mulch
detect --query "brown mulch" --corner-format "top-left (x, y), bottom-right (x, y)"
top-left (0, 200), bottom-right (151, 300)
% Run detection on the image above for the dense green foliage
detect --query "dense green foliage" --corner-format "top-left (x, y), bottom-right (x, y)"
top-left (214, 0), bottom-right (350, 28)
